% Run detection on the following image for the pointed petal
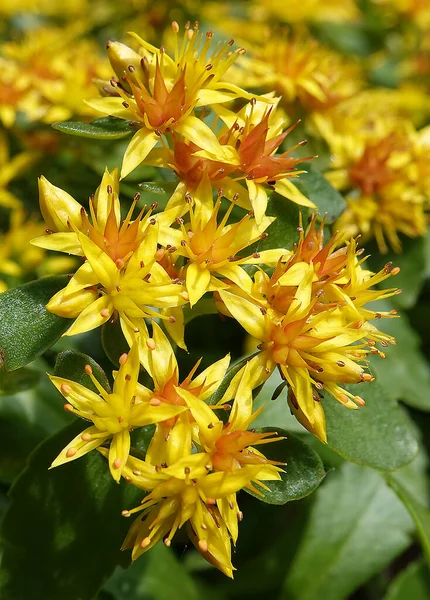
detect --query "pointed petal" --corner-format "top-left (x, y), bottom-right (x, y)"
top-left (218, 290), bottom-right (267, 341)
top-left (121, 129), bottom-right (159, 179)
top-left (38, 176), bottom-right (83, 232)
top-left (186, 263), bottom-right (211, 307)
top-left (64, 295), bottom-right (113, 336)
top-left (50, 426), bottom-right (110, 469)
top-left (109, 428), bottom-right (131, 482)
top-left (31, 232), bottom-right (82, 255)
top-left (246, 180), bottom-right (268, 225)
top-left (274, 179), bottom-right (317, 208)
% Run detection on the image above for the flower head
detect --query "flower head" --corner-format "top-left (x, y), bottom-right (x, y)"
top-left (49, 344), bottom-right (187, 482)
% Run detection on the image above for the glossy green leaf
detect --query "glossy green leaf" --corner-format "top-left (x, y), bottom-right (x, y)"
top-left (282, 463), bottom-right (414, 600)
top-left (102, 319), bottom-right (129, 367)
top-left (385, 561), bottom-right (430, 600)
top-left (246, 428), bottom-right (325, 505)
top-left (291, 164), bottom-right (346, 223)
top-left (0, 367), bottom-right (40, 395)
top-left (0, 276), bottom-right (71, 371)
top-left (255, 192), bottom-right (304, 252)
top-left (368, 303), bottom-right (430, 411)
top-left (387, 476), bottom-right (430, 567)
top-left (54, 350), bottom-right (111, 394)
top-left (105, 543), bottom-right (201, 600)
top-left (323, 380), bottom-right (419, 470)
top-left (0, 421), bottom-right (141, 600)
top-left (53, 117), bottom-right (134, 140)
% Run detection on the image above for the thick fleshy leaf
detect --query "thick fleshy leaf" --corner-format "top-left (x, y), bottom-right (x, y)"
top-left (282, 463), bottom-right (414, 600)
top-left (104, 542), bottom-right (202, 600)
top-left (0, 276), bottom-right (71, 371)
top-left (322, 380), bottom-right (418, 471)
top-left (102, 318), bottom-right (130, 367)
top-left (245, 428), bottom-right (325, 505)
top-left (387, 476), bottom-right (430, 567)
top-left (52, 117), bottom-right (134, 139)
top-left (0, 367), bottom-right (40, 395)
top-left (54, 350), bottom-right (111, 394)
top-left (251, 192), bottom-right (304, 253)
top-left (291, 164), bottom-right (346, 223)
top-left (0, 421), bottom-right (141, 600)
top-left (384, 561), bottom-right (430, 600)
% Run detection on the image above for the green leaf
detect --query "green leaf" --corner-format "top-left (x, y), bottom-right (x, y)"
top-left (102, 319), bottom-right (129, 367)
top-left (282, 463), bottom-right (414, 600)
top-left (291, 164), bottom-right (346, 223)
top-left (367, 236), bottom-right (427, 309)
top-left (54, 350), bottom-right (111, 394)
top-left (105, 543), bottom-right (202, 600)
top-left (322, 380), bottom-right (419, 471)
top-left (387, 476), bottom-right (430, 568)
top-left (0, 367), bottom-right (40, 395)
top-left (137, 181), bottom-right (179, 196)
top-left (0, 421), bottom-right (141, 600)
top-left (0, 276), bottom-right (71, 371)
top-left (245, 428), bottom-right (325, 505)
top-left (183, 298), bottom-right (219, 325)
top-left (52, 117), bottom-right (134, 140)
top-left (368, 303), bottom-right (430, 411)
top-left (255, 192), bottom-right (304, 252)
top-left (385, 561), bottom-right (430, 600)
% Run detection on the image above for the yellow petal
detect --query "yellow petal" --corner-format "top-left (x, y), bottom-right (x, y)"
top-left (228, 363), bottom-right (254, 430)
top-left (176, 116), bottom-right (238, 163)
top-left (93, 168), bottom-right (121, 231)
top-left (64, 295), bottom-right (113, 336)
top-left (78, 234), bottom-right (117, 289)
top-left (186, 263), bottom-right (211, 307)
top-left (278, 262), bottom-right (319, 286)
top-left (46, 287), bottom-right (98, 319)
top-left (143, 321), bottom-right (177, 389)
top-left (84, 97), bottom-right (132, 119)
top-left (189, 353), bottom-right (230, 400)
top-left (216, 264), bottom-right (253, 295)
top-left (246, 180), bottom-right (268, 225)
top-left (176, 387), bottom-right (222, 444)
top-left (218, 290), bottom-right (267, 341)
top-left (121, 128), bottom-right (159, 179)
top-left (38, 176), bottom-right (83, 232)
top-left (31, 232), bottom-right (82, 255)
top-left (274, 179), bottom-right (317, 208)
top-left (109, 428), bottom-right (131, 482)
top-left (50, 426), bottom-right (110, 469)
top-left (199, 466), bottom-right (263, 498)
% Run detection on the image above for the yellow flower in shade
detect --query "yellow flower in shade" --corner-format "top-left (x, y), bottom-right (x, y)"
top-left (86, 21), bottom-right (256, 179)
top-left (247, 0), bottom-right (361, 24)
top-left (233, 33), bottom-right (363, 114)
top-left (327, 128), bottom-right (429, 253)
top-left (49, 344), bottom-right (187, 482)
top-left (0, 133), bottom-right (37, 208)
top-left (162, 194), bottom-right (288, 307)
top-left (157, 96), bottom-right (315, 225)
top-left (216, 218), bottom-right (401, 442)
top-left (32, 169), bottom-right (188, 338)
top-left (2, 25), bottom-right (111, 124)
top-left (127, 321), bottom-right (230, 465)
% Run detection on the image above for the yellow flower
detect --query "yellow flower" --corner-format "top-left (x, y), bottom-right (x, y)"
top-left (32, 168), bottom-right (188, 337)
top-left (327, 127), bottom-right (429, 252)
top-left (2, 25), bottom-right (111, 123)
top-left (156, 96), bottom-right (315, 224)
top-left (234, 33), bottom-right (363, 114)
top-left (0, 133), bottom-right (37, 208)
top-left (127, 320), bottom-right (230, 465)
top-left (163, 195), bottom-right (287, 307)
top-left (86, 22), bottom-right (255, 178)
top-left (216, 218), bottom-right (401, 442)
top-left (49, 344), bottom-right (187, 482)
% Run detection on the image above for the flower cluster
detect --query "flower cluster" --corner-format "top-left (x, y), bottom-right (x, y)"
top-left (18, 17), bottom-right (407, 578)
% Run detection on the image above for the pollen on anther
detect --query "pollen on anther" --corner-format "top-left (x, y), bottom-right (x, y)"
top-left (146, 338), bottom-right (156, 350)
top-left (64, 403), bottom-right (74, 412)
top-left (61, 383), bottom-right (72, 395)
top-left (66, 447), bottom-right (77, 458)
top-left (100, 308), bottom-right (110, 318)
top-left (119, 353), bottom-right (128, 365)
top-left (122, 509), bottom-right (131, 517)
top-left (198, 540), bottom-right (208, 553)
top-left (113, 458), bottom-right (122, 469)
top-left (140, 537), bottom-right (151, 548)
top-left (81, 433), bottom-right (92, 442)
top-left (85, 364), bottom-right (93, 375)
top-left (150, 398), bottom-right (162, 406)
